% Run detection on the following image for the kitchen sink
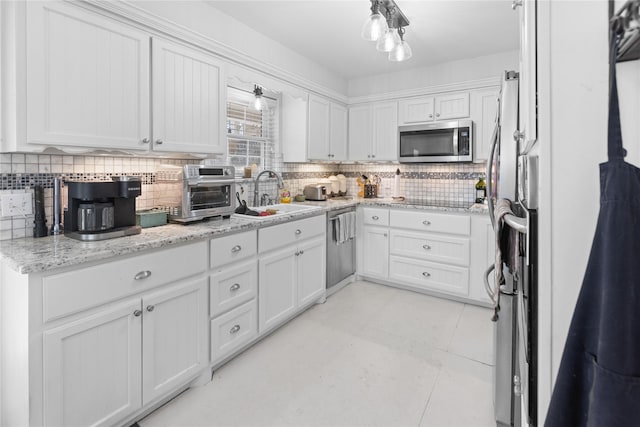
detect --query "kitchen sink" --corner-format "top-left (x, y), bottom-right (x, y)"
top-left (232, 203), bottom-right (322, 220)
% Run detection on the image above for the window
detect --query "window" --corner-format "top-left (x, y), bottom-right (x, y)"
top-left (226, 86), bottom-right (277, 172)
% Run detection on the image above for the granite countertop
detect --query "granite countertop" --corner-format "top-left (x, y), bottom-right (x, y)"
top-left (0, 198), bottom-right (487, 274)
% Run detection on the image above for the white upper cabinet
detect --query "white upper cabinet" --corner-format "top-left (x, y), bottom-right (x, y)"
top-left (398, 92), bottom-right (470, 125)
top-left (152, 38), bottom-right (226, 155)
top-left (470, 87), bottom-right (500, 161)
top-left (26, 1), bottom-right (151, 150)
top-left (307, 95), bottom-right (347, 161)
top-left (348, 101), bottom-right (398, 161)
top-left (281, 93), bottom-right (309, 162)
top-left (10, 2), bottom-right (226, 154)
top-left (307, 95), bottom-right (331, 160)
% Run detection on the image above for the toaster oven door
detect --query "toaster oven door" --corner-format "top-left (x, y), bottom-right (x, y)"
top-left (184, 181), bottom-right (234, 219)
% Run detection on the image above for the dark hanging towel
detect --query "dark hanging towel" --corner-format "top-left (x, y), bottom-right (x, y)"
top-left (545, 28), bottom-right (640, 426)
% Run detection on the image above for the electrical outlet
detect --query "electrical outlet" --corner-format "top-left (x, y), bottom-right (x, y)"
top-left (0, 193), bottom-right (33, 217)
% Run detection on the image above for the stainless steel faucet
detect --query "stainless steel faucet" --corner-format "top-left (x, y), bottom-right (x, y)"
top-left (253, 169), bottom-right (284, 206)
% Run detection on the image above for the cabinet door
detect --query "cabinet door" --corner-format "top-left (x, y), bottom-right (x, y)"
top-left (26, 1), bottom-right (150, 150)
top-left (361, 226), bottom-right (389, 278)
top-left (307, 95), bottom-right (331, 160)
top-left (152, 37), bottom-right (226, 154)
top-left (297, 236), bottom-right (326, 306)
top-left (330, 103), bottom-right (348, 161)
top-left (258, 247), bottom-right (298, 333)
top-left (142, 277), bottom-right (208, 405)
top-left (43, 299), bottom-right (142, 427)
top-left (281, 92), bottom-right (308, 162)
top-left (372, 102), bottom-right (399, 161)
top-left (470, 88), bottom-right (500, 161)
top-left (434, 92), bottom-right (470, 120)
top-left (348, 105), bottom-right (372, 161)
top-left (398, 97), bottom-right (434, 124)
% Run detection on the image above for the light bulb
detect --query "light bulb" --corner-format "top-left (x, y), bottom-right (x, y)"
top-left (376, 28), bottom-right (400, 52)
top-left (389, 40), bottom-right (412, 62)
top-left (254, 96), bottom-right (264, 111)
top-left (361, 11), bottom-right (388, 41)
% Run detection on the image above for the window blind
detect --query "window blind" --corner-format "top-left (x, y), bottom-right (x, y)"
top-left (226, 87), bottom-right (277, 171)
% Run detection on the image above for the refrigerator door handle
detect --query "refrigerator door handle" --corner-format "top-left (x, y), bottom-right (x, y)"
top-left (484, 263), bottom-right (497, 303)
top-left (486, 123), bottom-right (500, 230)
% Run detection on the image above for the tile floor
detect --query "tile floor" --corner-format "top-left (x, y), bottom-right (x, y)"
top-left (139, 281), bottom-right (495, 427)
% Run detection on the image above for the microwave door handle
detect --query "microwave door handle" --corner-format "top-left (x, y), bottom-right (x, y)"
top-left (452, 128), bottom-right (459, 158)
top-left (487, 123), bottom-right (500, 230)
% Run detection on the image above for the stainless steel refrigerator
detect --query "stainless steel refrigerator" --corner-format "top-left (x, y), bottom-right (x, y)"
top-left (485, 70), bottom-right (538, 427)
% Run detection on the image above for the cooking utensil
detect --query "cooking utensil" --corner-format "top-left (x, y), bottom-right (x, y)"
top-left (235, 192), bottom-right (247, 214)
top-left (241, 200), bottom-right (259, 216)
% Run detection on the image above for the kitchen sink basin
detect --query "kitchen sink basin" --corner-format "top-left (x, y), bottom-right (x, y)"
top-left (232, 203), bottom-right (321, 220)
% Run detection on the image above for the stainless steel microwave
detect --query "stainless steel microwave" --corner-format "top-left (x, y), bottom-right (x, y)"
top-left (398, 119), bottom-right (473, 163)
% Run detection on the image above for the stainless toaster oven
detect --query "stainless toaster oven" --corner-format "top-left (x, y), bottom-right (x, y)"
top-left (156, 165), bottom-right (235, 222)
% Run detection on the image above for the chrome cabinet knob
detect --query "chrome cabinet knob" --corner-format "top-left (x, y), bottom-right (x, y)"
top-left (155, 139), bottom-right (164, 145)
top-left (422, 220), bottom-right (431, 226)
top-left (134, 270), bottom-right (152, 280)
top-left (231, 245), bottom-right (242, 253)
top-left (423, 244), bottom-right (431, 250)
top-left (230, 283), bottom-right (241, 291)
top-left (299, 250), bottom-right (304, 255)
top-left (141, 138), bottom-right (150, 144)
top-left (146, 305), bottom-right (154, 312)
top-left (513, 130), bottom-right (525, 142)
top-left (383, 233), bottom-right (387, 237)
top-left (133, 310), bottom-right (142, 317)
top-left (435, 113), bottom-right (440, 118)
top-left (230, 324), bottom-right (241, 334)
top-left (372, 215), bottom-right (379, 220)
top-left (428, 114), bottom-right (433, 118)
top-left (295, 251), bottom-right (300, 256)
top-left (513, 375), bottom-right (522, 395)
top-left (295, 229), bottom-right (302, 235)
top-left (512, 0), bottom-right (522, 9)
top-left (422, 272), bottom-right (431, 278)
top-left (371, 154), bottom-right (375, 158)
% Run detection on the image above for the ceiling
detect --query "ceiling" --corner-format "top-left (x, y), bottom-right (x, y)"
top-left (205, 0), bottom-right (520, 80)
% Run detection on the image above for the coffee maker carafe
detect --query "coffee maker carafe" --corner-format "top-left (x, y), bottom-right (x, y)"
top-left (64, 176), bottom-right (142, 241)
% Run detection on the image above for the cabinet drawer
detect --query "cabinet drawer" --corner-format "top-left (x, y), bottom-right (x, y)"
top-left (389, 255), bottom-right (469, 297)
top-left (211, 230), bottom-right (257, 268)
top-left (210, 259), bottom-right (257, 317)
top-left (43, 241), bottom-right (207, 322)
top-left (211, 299), bottom-right (257, 363)
top-left (259, 215), bottom-right (325, 253)
top-left (389, 230), bottom-right (470, 266)
top-left (362, 207), bottom-right (389, 226)
top-left (390, 210), bottom-right (470, 235)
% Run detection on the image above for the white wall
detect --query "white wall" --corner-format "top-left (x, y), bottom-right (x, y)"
top-left (538, 0), bottom-right (640, 418)
top-left (127, 0), bottom-right (348, 98)
top-left (347, 50), bottom-right (519, 98)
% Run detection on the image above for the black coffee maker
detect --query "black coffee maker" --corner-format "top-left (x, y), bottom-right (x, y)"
top-left (64, 177), bottom-right (142, 241)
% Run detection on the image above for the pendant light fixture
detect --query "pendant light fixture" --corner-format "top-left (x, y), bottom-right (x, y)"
top-left (361, 0), bottom-right (388, 41)
top-left (362, 0), bottom-right (412, 62)
top-left (253, 85), bottom-right (264, 111)
top-left (389, 27), bottom-right (412, 62)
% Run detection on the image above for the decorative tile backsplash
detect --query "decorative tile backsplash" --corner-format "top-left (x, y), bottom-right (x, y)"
top-left (0, 153), bottom-right (484, 240)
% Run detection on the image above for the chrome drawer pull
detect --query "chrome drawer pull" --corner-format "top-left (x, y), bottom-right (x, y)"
top-left (231, 245), bottom-right (242, 253)
top-left (372, 215), bottom-right (379, 220)
top-left (423, 244), bottom-right (431, 250)
top-left (133, 310), bottom-right (142, 317)
top-left (155, 139), bottom-right (164, 145)
top-left (422, 272), bottom-right (431, 278)
top-left (230, 283), bottom-right (241, 291)
top-left (230, 325), bottom-right (241, 334)
top-left (295, 229), bottom-right (302, 235)
top-left (422, 220), bottom-right (431, 226)
top-left (146, 305), bottom-right (154, 312)
top-left (299, 250), bottom-right (304, 255)
top-left (134, 270), bottom-right (152, 280)
top-left (141, 138), bottom-right (150, 144)
top-left (295, 251), bottom-right (300, 256)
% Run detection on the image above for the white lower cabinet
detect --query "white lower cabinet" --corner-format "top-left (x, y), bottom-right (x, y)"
top-left (361, 226), bottom-right (389, 279)
top-left (43, 299), bottom-right (143, 427)
top-left (258, 218), bottom-right (326, 334)
top-left (359, 206), bottom-right (490, 305)
top-left (42, 276), bottom-right (208, 426)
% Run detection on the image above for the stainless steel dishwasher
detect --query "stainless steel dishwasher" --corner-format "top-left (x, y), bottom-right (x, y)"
top-left (326, 206), bottom-right (356, 291)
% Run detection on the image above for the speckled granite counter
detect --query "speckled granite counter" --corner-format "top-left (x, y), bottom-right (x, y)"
top-left (0, 198), bottom-right (487, 274)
